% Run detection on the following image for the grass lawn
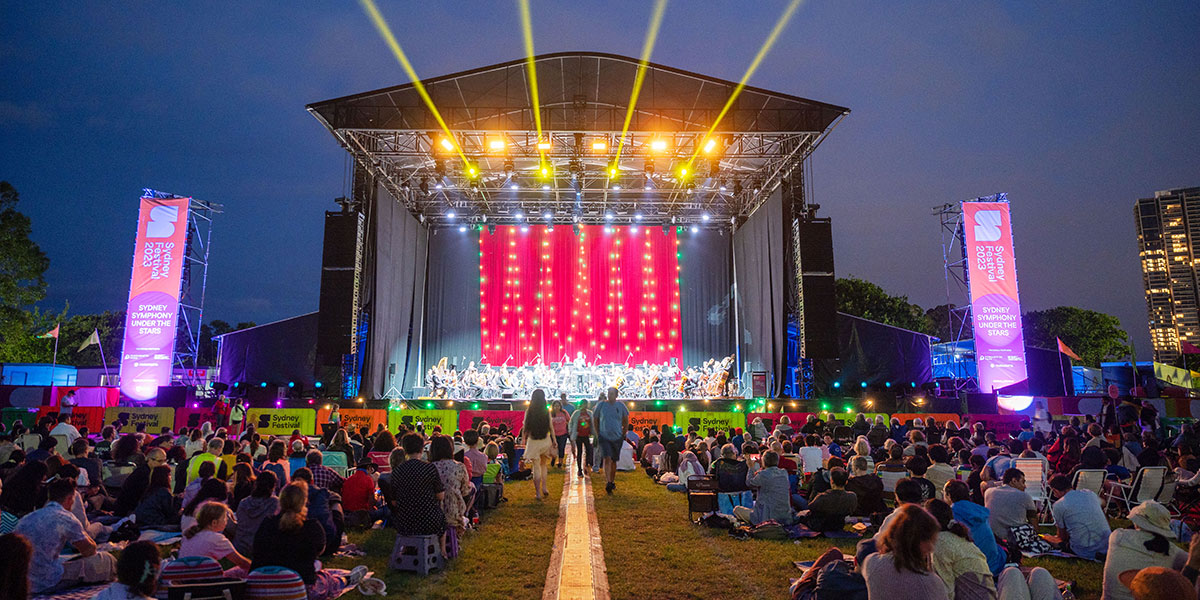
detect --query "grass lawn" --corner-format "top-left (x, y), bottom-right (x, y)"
top-left (323, 469), bottom-right (564, 600)
top-left (592, 471), bottom-right (1112, 600)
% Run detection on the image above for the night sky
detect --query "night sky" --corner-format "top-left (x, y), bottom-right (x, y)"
top-left (2, 2), bottom-right (1198, 352)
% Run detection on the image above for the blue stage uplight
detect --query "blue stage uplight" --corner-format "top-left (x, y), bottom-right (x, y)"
top-left (860, 381), bottom-right (867, 388)
top-left (885, 381), bottom-right (892, 388)
top-left (832, 382), bottom-right (841, 389)
top-left (314, 381), bottom-right (323, 388)
top-left (288, 381), bottom-right (295, 388)
top-left (260, 382), bottom-right (267, 388)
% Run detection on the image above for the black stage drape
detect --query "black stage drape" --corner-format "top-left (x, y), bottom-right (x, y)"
top-left (733, 189), bottom-right (788, 396)
top-left (679, 229), bottom-right (735, 367)
top-left (217, 313), bottom-right (319, 388)
top-left (423, 227), bottom-right (482, 369)
top-left (813, 312), bottom-right (933, 394)
top-left (362, 184), bottom-right (428, 397)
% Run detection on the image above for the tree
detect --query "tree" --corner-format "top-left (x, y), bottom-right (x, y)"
top-left (924, 303), bottom-right (971, 342)
top-left (198, 320), bottom-right (255, 366)
top-left (0, 182), bottom-right (50, 321)
top-left (835, 276), bottom-right (932, 334)
top-left (60, 311), bottom-right (125, 368)
top-left (0, 304), bottom-right (69, 363)
top-left (1021, 306), bottom-right (1131, 367)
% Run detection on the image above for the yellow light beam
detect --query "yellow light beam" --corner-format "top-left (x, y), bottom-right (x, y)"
top-left (359, 0), bottom-right (469, 167)
top-left (615, 0), bottom-right (669, 166)
top-left (685, 0), bottom-right (804, 171)
top-left (518, 0), bottom-right (545, 165)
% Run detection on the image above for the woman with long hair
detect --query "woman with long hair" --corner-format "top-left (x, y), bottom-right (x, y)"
top-left (328, 429), bottom-right (355, 468)
top-left (0, 461), bottom-right (47, 516)
top-left (429, 436), bottom-right (472, 542)
top-left (861, 504), bottom-right (947, 600)
top-left (234, 469), bottom-right (278, 556)
top-left (522, 389), bottom-right (557, 500)
top-left (134, 465), bottom-right (179, 529)
top-left (251, 482), bottom-right (366, 600)
top-left (550, 399), bottom-right (571, 468)
top-left (182, 478), bottom-right (228, 532)
top-left (228, 463), bottom-right (255, 511)
top-left (926, 498), bottom-right (996, 599)
top-left (262, 440), bottom-right (289, 490)
top-left (0, 533), bottom-right (32, 600)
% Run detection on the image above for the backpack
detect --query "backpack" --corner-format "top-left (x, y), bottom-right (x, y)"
top-left (813, 560), bottom-right (867, 600)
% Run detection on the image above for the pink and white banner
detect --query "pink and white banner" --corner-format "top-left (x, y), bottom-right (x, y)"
top-left (963, 200), bottom-right (1028, 393)
top-left (119, 196), bottom-right (190, 401)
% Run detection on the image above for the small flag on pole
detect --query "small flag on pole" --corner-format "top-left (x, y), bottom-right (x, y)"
top-left (37, 324), bottom-right (59, 339)
top-left (78, 329), bottom-right (101, 352)
top-left (1182, 341), bottom-right (1200, 355)
top-left (1057, 337), bottom-right (1082, 361)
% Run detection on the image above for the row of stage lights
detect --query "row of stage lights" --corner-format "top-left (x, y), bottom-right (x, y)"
top-left (443, 209), bottom-right (717, 233)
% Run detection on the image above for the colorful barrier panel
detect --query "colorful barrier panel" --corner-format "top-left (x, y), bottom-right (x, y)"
top-left (965, 414), bottom-right (1026, 437)
top-left (822, 412), bottom-right (890, 427)
top-left (1, 407), bottom-right (37, 430)
top-left (105, 406), bottom-right (174, 433)
top-left (674, 411), bottom-right (744, 433)
top-left (247, 408), bottom-right (316, 436)
top-left (458, 410), bottom-right (524, 434)
top-left (892, 413), bottom-right (962, 427)
top-left (173, 406), bottom-right (218, 432)
top-left (318, 408), bottom-right (387, 433)
top-left (388, 409), bottom-right (458, 434)
top-left (747, 412), bottom-right (814, 434)
top-left (38, 406), bottom-right (106, 432)
top-left (628, 411), bottom-right (674, 432)
top-left (52, 386), bottom-right (119, 408)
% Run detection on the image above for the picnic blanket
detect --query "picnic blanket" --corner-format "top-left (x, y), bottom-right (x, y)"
top-left (32, 583), bottom-right (109, 600)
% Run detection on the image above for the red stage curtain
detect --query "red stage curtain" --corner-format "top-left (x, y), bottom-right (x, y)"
top-left (479, 224), bottom-right (683, 366)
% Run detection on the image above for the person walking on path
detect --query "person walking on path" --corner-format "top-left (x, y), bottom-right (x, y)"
top-left (522, 389), bottom-right (557, 501)
top-left (594, 386), bottom-right (629, 495)
top-left (568, 400), bottom-right (594, 477)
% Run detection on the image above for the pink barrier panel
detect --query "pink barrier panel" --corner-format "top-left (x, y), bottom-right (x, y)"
top-left (965, 414), bottom-right (1026, 436)
top-left (892, 413), bottom-right (961, 427)
top-left (174, 406), bottom-right (217, 432)
top-left (458, 410), bottom-right (525, 435)
top-left (37, 405), bottom-right (105, 432)
top-left (52, 386), bottom-right (119, 408)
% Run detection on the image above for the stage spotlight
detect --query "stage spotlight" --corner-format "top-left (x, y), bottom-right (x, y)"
top-left (503, 159), bottom-right (515, 177)
top-left (630, 226), bottom-right (639, 234)
top-left (542, 184), bottom-right (551, 191)
top-left (634, 213), bottom-right (643, 221)
top-left (702, 137), bottom-right (718, 154)
top-left (260, 382), bottom-right (267, 388)
top-left (458, 225), bottom-right (467, 232)
top-left (521, 226), bottom-right (529, 233)
top-left (487, 138), bottom-right (506, 152)
top-left (690, 226), bottom-right (699, 233)
top-left (510, 183), bottom-right (519, 190)
top-left (592, 139), bottom-right (608, 152)
top-left (644, 158), bottom-right (655, 175)
top-left (435, 183), bottom-right (444, 190)
top-left (487, 224), bottom-right (496, 235)
top-left (860, 381), bottom-right (867, 388)
top-left (608, 165), bottom-right (619, 178)
top-left (678, 166), bottom-right (690, 178)
top-left (288, 381), bottom-right (295, 388)
top-left (719, 185), bottom-right (727, 193)
top-left (832, 381), bottom-right (841, 388)
top-left (466, 165), bottom-right (478, 178)
top-left (542, 211), bottom-right (552, 220)
top-left (540, 165), bottom-right (550, 178)
top-left (650, 138), bottom-right (668, 152)
top-left (536, 139), bottom-right (552, 150)
top-left (447, 211), bottom-right (456, 219)
top-left (701, 212), bottom-right (710, 222)
top-left (605, 212), bottom-right (614, 221)
top-left (438, 137), bottom-right (455, 152)
top-left (314, 381), bottom-right (322, 388)
top-left (612, 184), bottom-right (621, 190)
top-left (514, 211), bottom-right (524, 221)
top-left (661, 224), bottom-right (669, 235)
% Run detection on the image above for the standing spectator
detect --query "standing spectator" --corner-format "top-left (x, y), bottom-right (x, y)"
top-left (234, 470), bottom-right (279, 556)
top-left (861, 504), bottom-right (948, 600)
top-left (594, 386), bottom-right (629, 495)
top-left (568, 400), bottom-right (594, 477)
top-left (550, 400), bottom-right (571, 469)
top-left (212, 396), bottom-right (229, 429)
top-left (229, 399), bottom-right (246, 437)
top-left (1047, 474), bottom-right (1111, 560)
top-left (59, 390), bottom-right (77, 416)
top-left (522, 390), bottom-right (557, 500)
top-left (14, 479), bottom-right (115, 593)
top-left (983, 468), bottom-right (1038, 543)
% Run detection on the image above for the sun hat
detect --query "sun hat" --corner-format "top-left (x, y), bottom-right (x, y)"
top-left (1127, 500), bottom-right (1174, 538)
top-left (1118, 566), bottom-right (1197, 598)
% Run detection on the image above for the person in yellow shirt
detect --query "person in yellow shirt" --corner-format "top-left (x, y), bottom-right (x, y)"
top-left (187, 438), bottom-right (226, 483)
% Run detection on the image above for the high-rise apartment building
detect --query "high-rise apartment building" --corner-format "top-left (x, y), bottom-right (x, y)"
top-left (1135, 187), bottom-right (1200, 364)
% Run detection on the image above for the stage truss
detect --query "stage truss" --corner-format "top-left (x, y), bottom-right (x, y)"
top-left (308, 52), bottom-right (848, 227)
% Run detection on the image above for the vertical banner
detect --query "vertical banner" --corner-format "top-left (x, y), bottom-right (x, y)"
top-left (963, 200), bottom-right (1028, 393)
top-left (119, 196), bottom-right (191, 401)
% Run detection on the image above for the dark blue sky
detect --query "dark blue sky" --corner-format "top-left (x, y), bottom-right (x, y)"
top-left (2, 2), bottom-right (1198, 352)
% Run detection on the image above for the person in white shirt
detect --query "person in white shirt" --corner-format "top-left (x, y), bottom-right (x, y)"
top-left (49, 413), bottom-right (81, 445)
top-left (983, 468), bottom-right (1037, 542)
top-left (60, 390), bottom-right (77, 416)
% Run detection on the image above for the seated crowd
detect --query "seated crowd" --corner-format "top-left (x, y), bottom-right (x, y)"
top-left (629, 411), bottom-right (1200, 600)
top-left (0, 406), bottom-right (522, 598)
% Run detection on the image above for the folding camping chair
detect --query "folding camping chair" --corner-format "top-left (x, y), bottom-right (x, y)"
top-left (1015, 458), bottom-right (1053, 525)
top-left (1109, 466), bottom-right (1168, 515)
top-left (686, 475), bottom-right (719, 521)
top-left (880, 470), bottom-right (906, 504)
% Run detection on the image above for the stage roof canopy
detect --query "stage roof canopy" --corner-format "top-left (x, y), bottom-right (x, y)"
top-left (309, 51), bottom-right (849, 226)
